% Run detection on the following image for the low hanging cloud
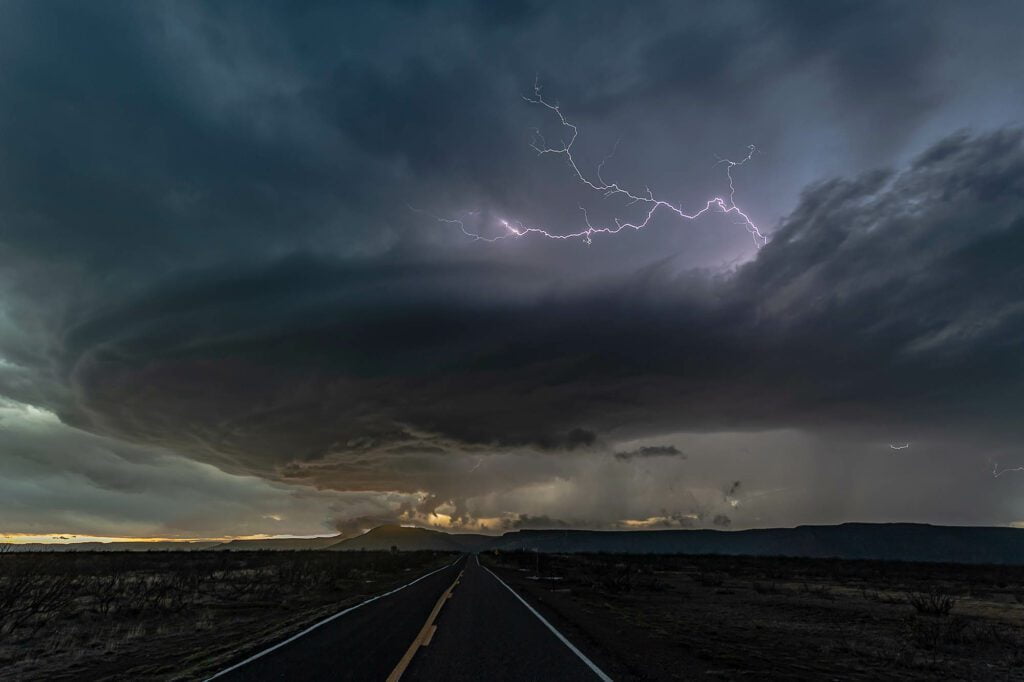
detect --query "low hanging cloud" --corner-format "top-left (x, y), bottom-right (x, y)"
top-left (48, 127), bottom-right (1024, 488)
top-left (0, 399), bottom-right (357, 539)
top-left (506, 514), bottom-right (574, 531)
top-left (614, 445), bottom-right (686, 461)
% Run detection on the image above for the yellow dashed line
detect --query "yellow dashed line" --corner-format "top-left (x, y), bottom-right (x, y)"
top-left (386, 568), bottom-right (463, 681)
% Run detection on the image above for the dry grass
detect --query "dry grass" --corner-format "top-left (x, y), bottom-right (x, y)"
top-left (0, 545), bottom-right (452, 680)
top-left (485, 551), bottom-right (1024, 680)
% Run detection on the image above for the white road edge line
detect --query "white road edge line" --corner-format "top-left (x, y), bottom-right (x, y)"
top-left (206, 557), bottom-right (460, 680)
top-left (477, 555), bottom-right (614, 682)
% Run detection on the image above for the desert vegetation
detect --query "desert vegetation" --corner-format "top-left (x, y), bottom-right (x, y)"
top-left (484, 551), bottom-right (1024, 680)
top-left (0, 545), bottom-right (452, 680)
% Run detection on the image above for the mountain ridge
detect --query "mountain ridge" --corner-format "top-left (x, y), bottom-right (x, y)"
top-left (11, 522), bottom-right (1024, 564)
top-left (323, 522), bottom-right (1024, 565)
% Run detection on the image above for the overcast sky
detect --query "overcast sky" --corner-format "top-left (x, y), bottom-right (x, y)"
top-left (3, 0), bottom-right (1024, 540)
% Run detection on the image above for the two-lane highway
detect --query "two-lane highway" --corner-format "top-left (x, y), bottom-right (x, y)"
top-left (210, 559), bottom-right (464, 681)
top-left (208, 555), bottom-right (610, 681)
top-left (404, 556), bottom-right (608, 681)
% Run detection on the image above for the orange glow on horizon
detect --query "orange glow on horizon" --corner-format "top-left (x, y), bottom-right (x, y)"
top-left (0, 533), bottom-right (337, 545)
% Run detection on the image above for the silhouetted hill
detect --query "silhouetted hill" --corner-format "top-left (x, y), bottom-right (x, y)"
top-left (328, 525), bottom-right (492, 552)
top-left (328, 522), bottom-right (1024, 564)
top-left (491, 523), bottom-right (1024, 564)
top-left (211, 536), bottom-right (342, 551)
top-left (14, 523), bottom-right (1024, 563)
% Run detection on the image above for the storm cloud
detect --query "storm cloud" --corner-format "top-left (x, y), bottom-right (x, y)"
top-left (55, 128), bottom-right (1024, 466)
top-left (2, 0), bottom-right (1024, 537)
top-left (615, 446), bottom-right (686, 461)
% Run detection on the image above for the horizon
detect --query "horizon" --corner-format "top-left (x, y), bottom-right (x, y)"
top-left (11, 519), bottom-right (1024, 547)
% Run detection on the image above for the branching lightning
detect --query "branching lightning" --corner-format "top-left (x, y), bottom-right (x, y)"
top-left (441, 79), bottom-right (767, 247)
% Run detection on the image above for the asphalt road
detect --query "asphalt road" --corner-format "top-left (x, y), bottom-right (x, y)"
top-left (404, 556), bottom-right (605, 681)
top-left (208, 555), bottom-right (608, 681)
top-left (211, 558), bottom-right (464, 681)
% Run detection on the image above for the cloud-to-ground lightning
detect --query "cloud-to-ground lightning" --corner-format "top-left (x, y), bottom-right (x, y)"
top-left (889, 443), bottom-right (910, 450)
top-left (992, 463), bottom-right (1024, 478)
top-left (443, 80), bottom-right (767, 247)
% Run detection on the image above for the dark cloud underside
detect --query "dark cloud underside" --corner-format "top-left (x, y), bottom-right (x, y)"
top-left (50, 128), bottom-right (1024, 492)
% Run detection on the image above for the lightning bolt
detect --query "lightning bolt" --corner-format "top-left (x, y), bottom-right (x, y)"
top-left (888, 443), bottom-right (910, 450)
top-left (992, 463), bottom-right (1024, 478)
top-left (440, 79), bottom-right (767, 247)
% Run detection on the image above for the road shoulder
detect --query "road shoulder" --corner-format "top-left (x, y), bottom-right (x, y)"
top-left (479, 554), bottom-right (647, 681)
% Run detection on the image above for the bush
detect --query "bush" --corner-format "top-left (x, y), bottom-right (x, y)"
top-left (907, 587), bottom-right (956, 616)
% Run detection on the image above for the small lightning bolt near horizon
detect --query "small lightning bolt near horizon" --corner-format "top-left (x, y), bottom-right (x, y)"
top-left (432, 79), bottom-right (767, 247)
top-left (992, 463), bottom-right (1024, 478)
top-left (888, 443), bottom-right (910, 450)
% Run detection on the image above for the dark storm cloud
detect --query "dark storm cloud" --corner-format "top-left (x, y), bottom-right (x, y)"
top-left (615, 445), bottom-right (685, 461)
top-left (0, 0), bottom-right (1010, 283)
top-left (505, 514), bottom-right (573, 531)
top-left (613, 0), bottom-right (937, 113)
top-left (3, 0), bottom-right (1024, 533)
top-left (50, 126), bottom-right (1024, 490)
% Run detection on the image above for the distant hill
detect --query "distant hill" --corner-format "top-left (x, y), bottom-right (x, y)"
top-left (212, 536), bottom-right (342, 551)
top-left (328, 525), bottom-right (492, 552)
top-left (490, 523), bottom-right (1024, 565)
top-left (14, 523), bottom-right (1024, 564)
top-left (330, 522), bottom-right (1024, 565)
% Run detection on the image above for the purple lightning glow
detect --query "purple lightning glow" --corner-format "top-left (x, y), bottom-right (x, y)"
top-left (446, 80), bottom-right (767, 247)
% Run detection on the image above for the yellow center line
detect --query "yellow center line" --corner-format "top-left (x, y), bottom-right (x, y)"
top-left (386, 567), bottom-right (463, 682)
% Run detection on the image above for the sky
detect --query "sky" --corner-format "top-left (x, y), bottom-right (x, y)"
top-left (2, 0), bottom-right (1024, 541)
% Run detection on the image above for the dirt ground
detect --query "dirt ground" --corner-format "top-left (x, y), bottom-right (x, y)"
top-left (0, 549), bottom-right (453, 680)
top-left (484, 552), bottom-right (1024, 681)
